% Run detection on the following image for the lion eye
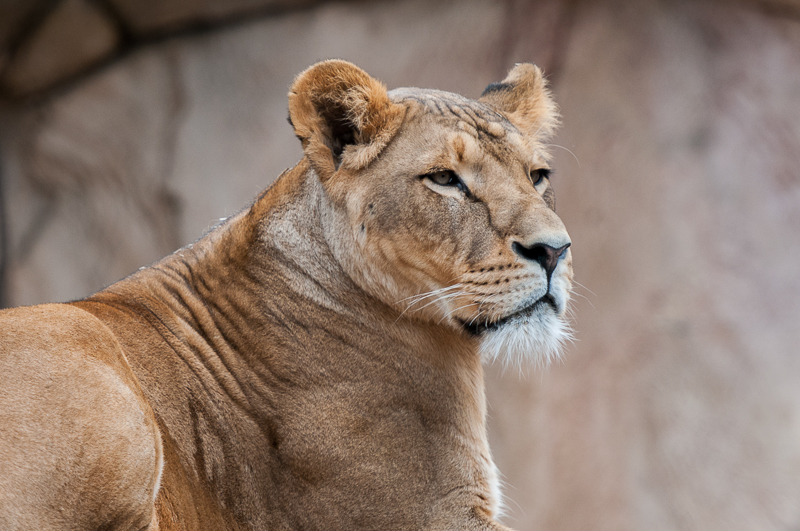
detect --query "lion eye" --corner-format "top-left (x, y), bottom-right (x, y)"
top-left (425, 170), bottom-right (468, 193)
top-left (530, 168), bottom-right (551, 187)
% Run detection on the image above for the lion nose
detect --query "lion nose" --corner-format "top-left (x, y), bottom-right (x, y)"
top-left (512, 241), bottom-right (571, 282)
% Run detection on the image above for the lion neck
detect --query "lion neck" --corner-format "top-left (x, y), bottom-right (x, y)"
top-left (111, 158), bottom-right (476, 370)
top-left (253, 160), bottom-right (377, 320)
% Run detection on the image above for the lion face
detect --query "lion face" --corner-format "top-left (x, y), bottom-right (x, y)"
top-left (288, 61), bottom-right (572, 366)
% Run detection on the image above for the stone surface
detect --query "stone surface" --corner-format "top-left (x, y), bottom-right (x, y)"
top-left (2, 47), bottom-right (184, 304)
top-left (0, 0), bottom-right (119, 96)
top-left (106, 0), bottom-right (317, 34)
top-left (486, 1), bottom-right (800, 530)
top-left (1, 0), bottom-right (800, 530)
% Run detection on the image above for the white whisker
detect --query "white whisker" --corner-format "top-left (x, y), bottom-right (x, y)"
top-left (438, 302), bottom-right (478, 325)
top-left (415, 292), bottom-right (463, 313)
top-left (548, 144), bottom-right (580, 166)
top-left (468, 301), bottom-right (488, 327)
top-left (568, 288), bottom-right (594, 308)
top-left (524, 122), bottom-right (546, 139)
top-left (571, 279), bottom-right (596, 297)
top-left (395, 284), bottom-right (468, 323)
top-left (398, 284), bottom-right (463, 304)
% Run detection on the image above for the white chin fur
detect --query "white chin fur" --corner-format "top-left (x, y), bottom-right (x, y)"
top-left (478, 307), bottom-right (573, 370)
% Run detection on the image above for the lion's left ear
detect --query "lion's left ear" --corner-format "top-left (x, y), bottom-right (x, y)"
top-left (479, 63), bottom-right (559, 142)
top-left (288, 60), bottom-right (405, 181)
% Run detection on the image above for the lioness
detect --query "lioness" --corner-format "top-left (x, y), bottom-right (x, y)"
top-left (0, 60), bottom-right (572, 530)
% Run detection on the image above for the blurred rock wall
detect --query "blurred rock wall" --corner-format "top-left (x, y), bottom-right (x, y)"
top-left (1, 0), bottom-right (799, 530)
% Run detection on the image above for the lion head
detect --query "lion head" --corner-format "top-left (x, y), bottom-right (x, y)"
top-left (288, 60), bottom-right (573, 367)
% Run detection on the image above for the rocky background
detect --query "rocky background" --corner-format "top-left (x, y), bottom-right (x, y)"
top-left (2, 0), bottom-right (800, 530)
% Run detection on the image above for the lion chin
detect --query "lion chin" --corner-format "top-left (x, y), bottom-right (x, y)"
top-left (472, 303), bottom-right (573, 370)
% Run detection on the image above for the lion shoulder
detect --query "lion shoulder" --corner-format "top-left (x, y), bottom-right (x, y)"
top-left (0, 304), bottom-right (162, 530)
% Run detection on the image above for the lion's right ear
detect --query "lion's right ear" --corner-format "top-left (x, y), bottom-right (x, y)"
top-left (288, 60), bottom-right (405, 181)
top-left (478, 63), bottom-right (559, 143)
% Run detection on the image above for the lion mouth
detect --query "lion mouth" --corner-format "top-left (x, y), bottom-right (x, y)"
top-left (460, 294), bottom-right (558, 337)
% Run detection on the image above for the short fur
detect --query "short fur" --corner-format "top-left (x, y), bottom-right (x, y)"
top-left (0, 60), bottom-right (572, 530)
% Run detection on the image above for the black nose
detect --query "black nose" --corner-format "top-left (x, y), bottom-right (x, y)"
top-left (512, 241), bottom-right (571, 281)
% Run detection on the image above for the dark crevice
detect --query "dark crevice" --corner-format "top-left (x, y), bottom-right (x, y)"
top-left (0, 0), bottom-right (365, 105)
top-left (752, 0), bottom-right (800, 21)
top-left (0, 152), bottom-right (6, 308)
top-left (89, 0), bottom-right (137, 48)
top-left (0, 0), bottom-right (62, 74)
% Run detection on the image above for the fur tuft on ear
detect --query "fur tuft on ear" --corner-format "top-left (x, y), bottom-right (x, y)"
top-left (288, 60), bottom-right (405, 180)
top-left (479, 63), bottom-right (559, 143)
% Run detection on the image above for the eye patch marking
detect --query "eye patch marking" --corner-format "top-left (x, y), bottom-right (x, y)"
top-left (452, 135), bottom-right (466, 163)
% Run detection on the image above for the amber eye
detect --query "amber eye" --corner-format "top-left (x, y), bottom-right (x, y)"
top-left (425, 170), bottom-right (468, 194)
top-left (530, 168), bottom-right (551, 187)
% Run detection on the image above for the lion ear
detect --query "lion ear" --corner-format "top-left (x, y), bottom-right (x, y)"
top-left (288, 60), bottom-right (405, 181)
top-left (479, 63), bottom-right (559, 142)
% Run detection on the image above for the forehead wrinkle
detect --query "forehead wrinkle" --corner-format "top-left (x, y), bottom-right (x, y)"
top-left (392, 88), bottom-right (545, 179)
top-left (392, 88), bottom-right (515, 141)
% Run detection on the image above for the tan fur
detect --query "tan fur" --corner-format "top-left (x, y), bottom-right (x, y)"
top-left (0, 60), bottom-right (572, 530)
